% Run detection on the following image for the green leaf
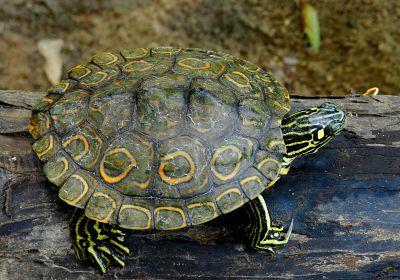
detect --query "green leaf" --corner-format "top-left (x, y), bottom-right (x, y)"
top-left (302, 3), bottom-right (320, 53)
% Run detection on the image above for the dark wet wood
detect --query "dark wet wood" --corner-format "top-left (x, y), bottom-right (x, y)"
top-left (0, 90), bottom-right (399, 279)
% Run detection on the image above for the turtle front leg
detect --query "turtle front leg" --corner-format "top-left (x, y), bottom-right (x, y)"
top-left (69, 209), bottom-right (130, 274)
top-left (245, 194), bottom-right (293, 253)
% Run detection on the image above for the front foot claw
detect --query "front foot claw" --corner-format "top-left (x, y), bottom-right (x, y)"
top-left (254, 219), bottom-right (294, 252)
top-left (264, 219), bottom-right (293, 246)
top-left (70, 210), bottom-right (130, 274)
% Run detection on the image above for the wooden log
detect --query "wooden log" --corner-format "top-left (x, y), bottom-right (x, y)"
top-left (0, 90), bottom-right (399, 279)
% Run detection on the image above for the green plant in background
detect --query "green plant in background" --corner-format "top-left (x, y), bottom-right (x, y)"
top-left (302, 3), bottom-right (320, 53)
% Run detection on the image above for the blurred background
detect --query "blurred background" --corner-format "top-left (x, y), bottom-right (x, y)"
top-left (0, 0), bottom-right (399, 96)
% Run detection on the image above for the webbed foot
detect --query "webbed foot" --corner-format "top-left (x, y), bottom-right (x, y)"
top-left (69, 209), bottom-right (130, 274)
top-left (245, 194), bottom-right (293, 253)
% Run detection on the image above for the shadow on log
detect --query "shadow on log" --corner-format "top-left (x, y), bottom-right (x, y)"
top-left (0, 90), bottom-right (399, 279)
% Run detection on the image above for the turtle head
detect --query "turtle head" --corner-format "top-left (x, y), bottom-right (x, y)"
top-left (281, 102), bottom-right (346, 160)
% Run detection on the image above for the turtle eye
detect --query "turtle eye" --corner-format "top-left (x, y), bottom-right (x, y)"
top-left (330, 122), bottom-right (343, 134)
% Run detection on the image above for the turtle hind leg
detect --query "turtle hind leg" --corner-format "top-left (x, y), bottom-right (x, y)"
top-left (245, 195), bottom-right (293, 253)
top-left (69, 209), bottom-right (130, 274)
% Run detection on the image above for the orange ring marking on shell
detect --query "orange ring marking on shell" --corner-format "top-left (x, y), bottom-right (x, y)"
top-left (84, 125), bottom-right (104, 169)
top-left (177, 57), bottom-right (211, 70)
top-left (224, 71), bottom-right (251, 88)
top-left (45, 114), bottom-right (51, 129)
top-left (58, 82), bottom-right (70, 92)
top-left (80, 71), bottom-right (109, 86)
top-left (92, 53), bottom-right (119, 65)
top-left (100, 148), bottom-right (137, 184)
top-left (158, 150), bottom-right (195, 185)
top-left (132, 175), bottom-right (152, 189)
top-left (240, 175), bottom-right (263, 188)
top-left (119, 204), bottom-right (152, 229)
top-left (216, 188), bottom-right (243, 203)
top-left (69, 65), bottom-right (92, 80)
top-left (123, 60), bottom-right (155, 72)
top-left (122, 48), bottom-right (148, 59)
top-left (91, 192), bottom-right (117, 223)
top-left (256, 157), bottom-right (281, 170)
top-left (68, 174), bottom-right (89, 205)
top-left (48, 157), bottom-right (70, 182)
top-left (154, 206), bottom-right (187, 229)
top-left (62, 134), bottom-right (89, 161)
top-left (211, 145), bottom-right (242, 181)
top-left (187, 202), bottom-right (217, 224)
top-left (37, 135), bottom-right (54, 158)
top-left (214, 62), bottom-right (227, 77)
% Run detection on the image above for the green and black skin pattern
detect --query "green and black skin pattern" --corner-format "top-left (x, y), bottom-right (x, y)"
top-left (28, 47), bottom-right (346, 273)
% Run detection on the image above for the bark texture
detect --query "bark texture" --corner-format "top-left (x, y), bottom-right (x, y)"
top-left (0, 90), bottom-right (399, 279)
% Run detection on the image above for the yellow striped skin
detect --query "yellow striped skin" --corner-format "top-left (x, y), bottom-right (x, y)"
top-left (245, 195), bottom-right (293, 252)
top-left (28, 47), bottom-right (346, 274)
top-left (70, 210), bottom-right (129, 274)
top-left (243, 102), bottom-right (345, 252)
top-left (281, 102), bottom-right (346, 160)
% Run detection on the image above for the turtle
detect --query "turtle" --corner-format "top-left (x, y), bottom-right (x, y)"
top-left (28, 47), bottom-right (346, 273)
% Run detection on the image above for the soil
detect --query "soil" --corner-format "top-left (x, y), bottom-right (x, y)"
top-left (0, 0), bottom-right (399, 96)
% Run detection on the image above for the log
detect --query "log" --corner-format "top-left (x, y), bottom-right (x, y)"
top-left (0, 90), bottom-right (399, 279)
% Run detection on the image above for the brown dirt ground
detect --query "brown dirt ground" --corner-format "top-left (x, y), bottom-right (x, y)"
top-left (0, 0), bottom-right (399, 96)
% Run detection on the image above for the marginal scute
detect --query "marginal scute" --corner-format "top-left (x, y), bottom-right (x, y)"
top-left (47, 79), bottom-right (76, 94)
top-left (120, 48), bottom-right (149, 60)
top-left (68, 64), bottom-right (100, 81)
top-left (79, 66), bottom-right (119, 89)
top-left (239, 168), bottom-right (270, 200)
top-left (62, 123), bottom-right (103, 170)
top-left (50, 90), bottom-right (88, 134)
top-left (85, 184), bottom-right (123, 224)
top-left (185, 191), bottom-right (219, 225)
top-left (151, 46), bottom-right (182, 56)
top-left (32, 93), bottom-right (62, 112)
top-left (100, 131), bottom-right (155, 197)
top-left (28, 112), bottom-right (51, 139)
top-left (32, 133), bottom-right (60, 161)
top-left (43, 152), bottom-right (76, 186)
top-left (211, 135), bottom-right (256, 184)
top-left (255, 150), bottom-right (282, 180)
top-left (59, 170), bottom-right (97, 208)
top-left (260, 127), bottom-right (287, 154)
top-left (155, 136), bottom-right (210, 199)
top-left (235, 58), bottom-right (259, 73)
top-left (188, 79), bottom-right (237, 141)
top-left (154, 200), bottom-right (188, 230)
top-left (91, 52), bottom-right (121, 67)
top-left (136, 74), bottom-right (189, 139)
top-left (214, 182), bottom-right (248, 214)
top-left (118, 197), bottom-right (154, 230)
